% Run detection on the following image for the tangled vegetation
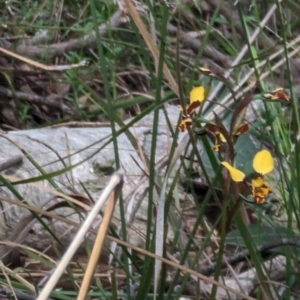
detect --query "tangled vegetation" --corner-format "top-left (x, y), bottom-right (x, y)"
top-left (0, 0), bottom-right (300, 299)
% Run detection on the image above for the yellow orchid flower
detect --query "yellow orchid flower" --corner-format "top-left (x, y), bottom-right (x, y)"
top-left (206, 123), bottom-right (227, 152)
top-left (178, 86), bottom-right (205, 132)
top-left (205, 122), bottom-right (249, 152)
top-left (221, 150), bottom-right (274, 205)
top-left (263, 87), bottom-right (290, 103)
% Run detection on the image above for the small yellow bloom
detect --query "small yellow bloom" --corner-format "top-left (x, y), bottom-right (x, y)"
top-left (221, 150), bottom-right (274, 205)
top-left (221, 162), bottom-right (245, 182)
top-left (253, 150), bottom-right (274, 175)
top-left (263, 87), bottom-right (290, 103)
top-left (205, 123), bottom-right (227, 152)
top-left (199, 67), bottom-right (216, 77)
top-left (178, 86), bottom-right (205, 132)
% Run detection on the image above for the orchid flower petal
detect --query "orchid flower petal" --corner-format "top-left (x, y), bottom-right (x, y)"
top-left (190, 86), bottom-right (205, 104)
top-left (221, 162), bottom-right (245, 182)
top-left (253, 150), bottom-right (274, 175)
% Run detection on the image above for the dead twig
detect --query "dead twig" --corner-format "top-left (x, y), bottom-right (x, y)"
top-left (2, 10), bottom-right (126, 60)
top-left (167, 23), bottom-right (233, 68)
top-left (0, 46), bottom-right (87, 71)
top-left (197, 238), bottom-right (300, 276)
top-left (37, 173), bottom-right (124, 300)
top-left (77, 175), bottom-right (121, 300)
top-left (0, 86), bottom-right (72, 113)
